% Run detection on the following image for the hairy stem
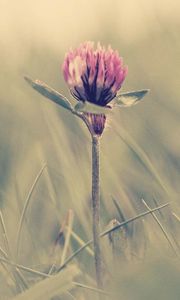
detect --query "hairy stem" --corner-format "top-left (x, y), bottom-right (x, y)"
top-left (92, 135), bottom-right (103, 289)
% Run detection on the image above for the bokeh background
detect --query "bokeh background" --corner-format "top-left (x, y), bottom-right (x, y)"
top-left (0, 0), bottom-right (180, 299)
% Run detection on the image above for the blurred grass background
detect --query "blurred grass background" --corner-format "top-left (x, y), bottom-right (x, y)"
top-left (0, 0), bottom-right (180, 299)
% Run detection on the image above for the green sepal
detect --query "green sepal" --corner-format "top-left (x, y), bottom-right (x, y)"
top-left (74, 101), bottom-right (112, 115)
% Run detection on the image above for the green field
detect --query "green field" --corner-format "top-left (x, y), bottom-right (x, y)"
top-left (0, 1), bottom-right (179, 299)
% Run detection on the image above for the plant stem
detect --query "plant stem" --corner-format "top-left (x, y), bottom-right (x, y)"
top-left (91, 135), bottom-right (103, 289)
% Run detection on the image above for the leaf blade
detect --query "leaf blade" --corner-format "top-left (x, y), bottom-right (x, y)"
top-left (24, 76), bottom-right (73, 111)
top-left (114, 89), bottom-right (149, 107)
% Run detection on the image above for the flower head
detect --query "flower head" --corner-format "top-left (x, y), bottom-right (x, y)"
top-left (62, 42), bottom-right (128, 136)
top-left (63, 41), bottom-right (128, 107)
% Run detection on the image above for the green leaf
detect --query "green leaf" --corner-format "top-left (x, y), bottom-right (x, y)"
top-left (24, 76), bottom-right (73, 112)
top-left (114, 89), bottom-right (149, 107)
top-left (13, 265), bottom-right (79, 300)
top-left (74, 101), bottom-right (111, 115)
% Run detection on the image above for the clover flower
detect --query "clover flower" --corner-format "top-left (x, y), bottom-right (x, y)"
top-left (62, 41), bottom-right (128, 135)
top-left (63, 41), bottom-right (128, 106)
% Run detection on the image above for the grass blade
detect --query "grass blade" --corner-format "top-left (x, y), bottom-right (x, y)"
top-left (142, 199), bottom-right (179, 256)
top-left (0, 212), bottom-right (29, 290)
top-left (60, 210), bottom-right (74, 266)
top-left (70, 229), bottom-right (94, 257)
top-left (0, 257), bottom-right (108, 297)
top-left (13, 265), bottom-right (79, 300)
top-left (16, 164), bottom-right (46, 258)
top-left (0, 256), bottom-right (49, 278)
top-left (0, 210), bottom-right (11, 255)
top-left (114, 125), bottom-right (170, 196)
top-left (57, 203), bottom-right (169, 271)
top-left (0, 204), bottom-right (169, 282)
top-left (73, 281), bottom-right (109, 296)
top-left (172, 212), bottom-right (180, 222)
top-left (112, 197), bottom-right (127, 223)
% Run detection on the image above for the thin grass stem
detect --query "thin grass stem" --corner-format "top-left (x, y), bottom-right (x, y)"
top-left (16, 164), bottom-right (46, 258)
top-left (142, 199), bottom-right (179, 257)
top-left (60, 210), bottom-right (74, 266)
top-left (172, 212), bottom-right (180, 222)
